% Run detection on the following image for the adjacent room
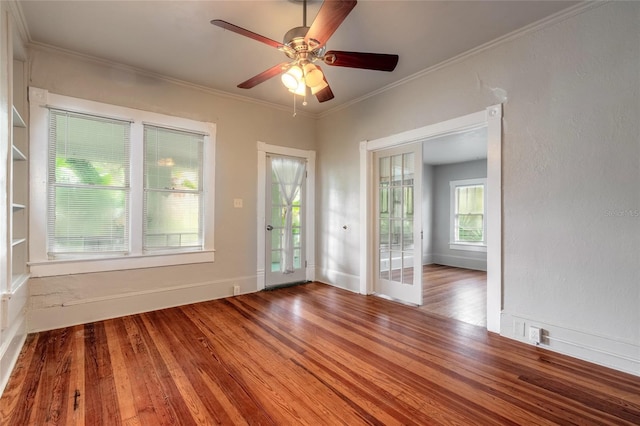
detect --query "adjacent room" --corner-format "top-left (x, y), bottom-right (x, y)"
top-left (1, 0), bottom-right (638, 423)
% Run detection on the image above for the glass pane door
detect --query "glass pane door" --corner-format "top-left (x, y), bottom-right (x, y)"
top-left (265, 155), bottom-right (306, 287)
top-left (374, 143), bottom-right (422, 305)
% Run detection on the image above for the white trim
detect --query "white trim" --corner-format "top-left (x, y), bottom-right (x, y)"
top-left (361, 105), bottom-right (502, 333)
top-left (449, 243), bottom-right (487, 253)
top-left (485, 105), bottom-right (502, 333)
top-left (366, 111), bottom-right (486, 151)
top-left (359, 141), bottom-right (373, 295)
top-left (316, 268), bottom-right (360, 294)
top-left (28, 87), bottom-right (216, 276)
top-left (0, 316), bottom-right (26, 397)
top-left (257, 142), bottom-right (315, 291)
top-left (503, 312), bottom-right (640, 377)
top-left (29, 250), bottom-right (215, 277)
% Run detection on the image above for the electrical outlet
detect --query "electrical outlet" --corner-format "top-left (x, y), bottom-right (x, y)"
top-left (528, 326), bottom-right (542, 345)
top-left (233, 285), bottom-right (240, 296)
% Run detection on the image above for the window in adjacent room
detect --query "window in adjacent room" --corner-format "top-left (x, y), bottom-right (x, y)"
top-left (449, 178), bottom-right (487, 252)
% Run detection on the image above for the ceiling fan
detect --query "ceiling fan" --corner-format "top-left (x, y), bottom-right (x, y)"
top-left (210, 0), bottom-right (399, 103)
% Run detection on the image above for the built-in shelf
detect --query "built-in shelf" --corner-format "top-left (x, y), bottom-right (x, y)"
top-left (11, 238), bottom-right (26, 247)
top-left (9, 274), bottom-right (29, 293)
top-left (12, 203), bottom-right (26, 212)
top-left (12, 105), bottom-right (25, 128)
top-left (12, 145), bottom-right (26, 161)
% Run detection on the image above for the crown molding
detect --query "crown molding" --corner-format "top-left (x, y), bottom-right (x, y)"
top-left (5, 0), bottom-right (30, 60)
top-left (318, 1), bottom-right (604, 119)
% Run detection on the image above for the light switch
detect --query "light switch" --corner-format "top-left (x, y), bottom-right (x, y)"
top-left (233, 198), bottom-right (243, 208)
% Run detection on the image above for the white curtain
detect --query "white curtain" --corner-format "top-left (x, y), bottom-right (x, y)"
top-left (272, 157), bottom-right (306, 274)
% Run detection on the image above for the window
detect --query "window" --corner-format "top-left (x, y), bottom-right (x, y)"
top-left (29, 88), bottom-right (215, 276)
top-left (144, 125), bottom-right (203, 252)
top-left (450, 178), bottom-right (487, 251)
top-left (48, 109), bottom-right (131, 256)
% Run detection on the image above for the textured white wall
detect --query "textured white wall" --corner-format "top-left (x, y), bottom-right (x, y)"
top-left (316, 2), bottom-right (639, 373)
top-left (27, 46), bottom-right (317, 329)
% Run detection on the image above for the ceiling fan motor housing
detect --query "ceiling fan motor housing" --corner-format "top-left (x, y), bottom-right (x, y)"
top-left (283, 26), bottom-right (324, 60)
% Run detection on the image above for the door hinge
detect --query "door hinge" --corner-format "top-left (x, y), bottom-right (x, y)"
top-left (421, 230), bottom-right (423, 240)
top-left (305, 260), bottom-right (307, 267)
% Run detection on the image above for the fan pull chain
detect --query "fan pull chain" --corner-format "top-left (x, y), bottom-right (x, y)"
top-left (293, 93), bottom-right (297, 117)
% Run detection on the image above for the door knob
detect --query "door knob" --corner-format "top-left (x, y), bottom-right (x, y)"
top-left (266, 225), bottom-right (273, 231)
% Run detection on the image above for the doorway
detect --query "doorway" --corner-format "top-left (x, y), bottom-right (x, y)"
top-left (257, 142), bottom-right (316, 291)
top-left (421, 127), bottom-right (488, 326)
top-left (360, 105), bottom-right (502, 333)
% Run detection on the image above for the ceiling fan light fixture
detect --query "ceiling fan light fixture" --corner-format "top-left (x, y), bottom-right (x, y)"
top-left (289, 84), bottom-right (306, 96)
top-left (310, 79), bottom-right (328, 95)
top-left (303, 63), bottom-right (324, 87)
top-left (281, 65), bottom-right (303, 90)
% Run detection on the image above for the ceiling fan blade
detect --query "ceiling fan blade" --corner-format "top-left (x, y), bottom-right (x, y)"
top-left (323, 50), bottom-right (399, 72)
top-left (238, 63), bottom-right (289, 89)
top-left (314, 68), bottom-right (334, 103)
top-left (305, 0), bottom-right (357, 48)
top-left (211, 19), bottom-right (284, 50)
top-left (315, 85), bottom-right (334, 103)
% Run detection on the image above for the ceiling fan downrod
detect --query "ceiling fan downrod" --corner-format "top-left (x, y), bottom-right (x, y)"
top-left (303, 0), bottom-right (307, 27)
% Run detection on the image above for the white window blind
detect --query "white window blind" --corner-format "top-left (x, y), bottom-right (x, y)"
top-left (454, 184), bottom-right (485, 243)
top-left (143, 125), bottom-right (204, 251)
top-left (47, 109), bottom-right (131, 256)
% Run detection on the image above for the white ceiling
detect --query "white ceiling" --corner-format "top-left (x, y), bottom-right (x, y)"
top-left (18, 0), bottom-right (577, 114)
top-left (422, 127), bottom-right (487, 166)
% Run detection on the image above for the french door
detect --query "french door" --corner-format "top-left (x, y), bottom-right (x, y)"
top-left (373, 143), bottom-right (423, 305)
top-left (265, 155), bottom-right (307, 287)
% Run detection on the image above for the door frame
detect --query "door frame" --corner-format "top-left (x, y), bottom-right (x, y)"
top-left (257, 142), bottom-right (315, 291)
top-left (360, 105), bottom-right (502, 333)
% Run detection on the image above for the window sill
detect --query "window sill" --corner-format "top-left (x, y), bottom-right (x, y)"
top-left (29, 250), bottom-right (215, 277)
top-left (449, 243), bottom-right (487, 253)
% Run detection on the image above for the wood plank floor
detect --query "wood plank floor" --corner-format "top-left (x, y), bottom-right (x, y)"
top-left (1, 282), bottom-right (639, 425)
top-left (421, 264), bottom-right (487, 327)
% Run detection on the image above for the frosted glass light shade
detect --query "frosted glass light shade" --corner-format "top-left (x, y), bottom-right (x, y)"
top-left (310, 80), bottom-right (329, 95)
top-left (289, 83), bottom-right (306, 96)
top-left (304, 63), bottom-right (324, 87)
top-left (281, 66), bottom-right (303, 90)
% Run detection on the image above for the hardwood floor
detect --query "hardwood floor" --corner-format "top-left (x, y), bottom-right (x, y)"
top-left (1, 283), bottom-right (639, 425)
top-left (421, 264), bottom-right (487, 327)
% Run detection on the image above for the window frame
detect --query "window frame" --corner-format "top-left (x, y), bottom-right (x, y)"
top-left (29, 87), bottom-right (216, 277)
top-left (449, 178), bottom-right (487, 252)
